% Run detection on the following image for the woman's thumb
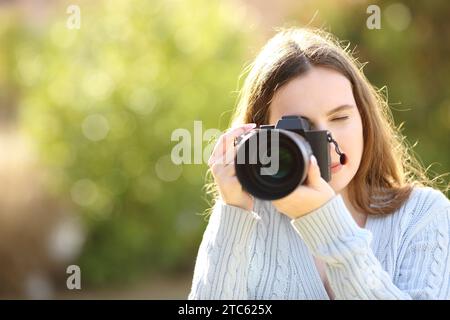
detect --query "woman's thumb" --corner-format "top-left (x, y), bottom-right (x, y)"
top-left (306, 155), bottom-right (321, 186)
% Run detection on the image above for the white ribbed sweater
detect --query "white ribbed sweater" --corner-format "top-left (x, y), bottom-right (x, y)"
top-left (188, 187), bottom-right (450, 299)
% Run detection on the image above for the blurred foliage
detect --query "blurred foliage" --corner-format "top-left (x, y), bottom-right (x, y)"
top-left (1, 0), bottom-right (449, 288)
top-left (289, 0), bottom-right (450, 190)
top-left (1, 0), bottom-right (251, 285)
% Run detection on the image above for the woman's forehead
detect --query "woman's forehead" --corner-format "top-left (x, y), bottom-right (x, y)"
top-left (269, 66), bottom-right (355, 122)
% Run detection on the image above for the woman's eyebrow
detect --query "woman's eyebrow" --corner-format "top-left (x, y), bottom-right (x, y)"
top-left (326, 104), bottom-right (355, 116)
top-left (285, 104), bottom-right (356, 122)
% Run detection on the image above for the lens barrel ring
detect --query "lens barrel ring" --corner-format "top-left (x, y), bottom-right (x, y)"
top-left (234, 129), bottom-right (312, 200)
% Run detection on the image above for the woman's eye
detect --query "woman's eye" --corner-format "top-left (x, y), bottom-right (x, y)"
top-left (331, 116), bottom-right (349, 121)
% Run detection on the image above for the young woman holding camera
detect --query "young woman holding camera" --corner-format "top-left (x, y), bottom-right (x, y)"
top-left (189, 28), bottom-right (450, 300)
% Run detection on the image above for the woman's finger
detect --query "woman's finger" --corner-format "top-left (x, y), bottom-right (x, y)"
top-left (221, 161), bottom-right (236, 177)
top-left (305, 155), bottom-right (322, 186)
top-left (213, 147), bottom-right (236, 166)
top-left (208, 123), bottom-right (256, 166)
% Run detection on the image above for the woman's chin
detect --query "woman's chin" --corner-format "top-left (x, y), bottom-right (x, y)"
top-left (329, 175), bottom-right (350, 195)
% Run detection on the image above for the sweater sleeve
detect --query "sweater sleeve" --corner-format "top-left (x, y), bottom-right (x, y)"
top-left (188, 200), bottom-right (260, 299)
top-left (395, 199), bottom-right (450, 299)
top-left (290, 194), bottom-right (450, 300)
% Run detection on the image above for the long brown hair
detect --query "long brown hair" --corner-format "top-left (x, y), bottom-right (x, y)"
top-left (205, 27), bottom-right (446, 216)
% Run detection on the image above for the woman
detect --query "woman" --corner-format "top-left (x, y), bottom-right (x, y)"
top-left (188, 27), bottom-right (450, 299)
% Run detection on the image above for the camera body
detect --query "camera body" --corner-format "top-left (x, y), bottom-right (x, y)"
top-left (234, 115), bottom-right (331, 200)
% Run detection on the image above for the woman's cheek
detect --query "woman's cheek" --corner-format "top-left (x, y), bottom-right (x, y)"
top-left (334, 125), bottom-right (353, 154)
top-left (345, 117), bottom-right (364, 171)
top-left (332, 122), bottom-right (357, 163)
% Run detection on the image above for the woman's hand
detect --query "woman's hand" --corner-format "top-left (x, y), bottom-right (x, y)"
top-left (272, 155), bottom-right (336, 219)
top-left (208, 123), bottom-right (257, 212)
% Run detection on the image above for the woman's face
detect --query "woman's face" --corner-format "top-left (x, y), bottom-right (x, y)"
top-left (268, 66), bottom-right (364, 194)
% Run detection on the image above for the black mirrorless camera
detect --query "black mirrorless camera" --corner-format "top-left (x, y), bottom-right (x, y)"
top-left (234, 115), bottom-right (341, 200)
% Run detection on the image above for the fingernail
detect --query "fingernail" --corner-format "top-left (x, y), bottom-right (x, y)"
top-left (245, 123), bottom-right (257, 128)
top-left (311, 155), bottom-right (317, 165)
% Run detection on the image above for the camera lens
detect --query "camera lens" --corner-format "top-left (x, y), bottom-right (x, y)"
top-left (235, 129), bottom-right (312, 200)
top-left (272, 147), bottom-right (294, 179)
